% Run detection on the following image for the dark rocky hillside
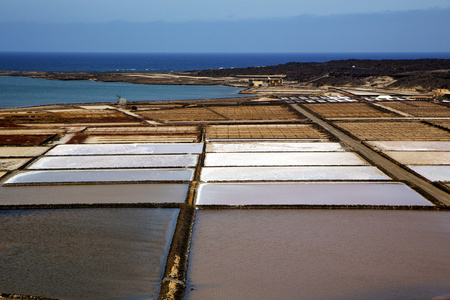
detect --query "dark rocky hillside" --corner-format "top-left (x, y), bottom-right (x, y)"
top-left (193, 59), bottom-right (450, 90)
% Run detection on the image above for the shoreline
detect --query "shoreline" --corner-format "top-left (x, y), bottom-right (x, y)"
top-left (1, 58), bottom-right (448, 97)
top-left (0, 71), bottom-right (248, 88)
top-left (1, 79), bottom-right (449, 299)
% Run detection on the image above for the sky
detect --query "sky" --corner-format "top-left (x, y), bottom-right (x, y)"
top-left (0, 0), bottom-right (449, 52)
top-left (1, 0), bottom-right (449, 23)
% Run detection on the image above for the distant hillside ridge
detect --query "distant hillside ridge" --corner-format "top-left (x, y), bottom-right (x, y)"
top-left (193, 59), bottom-right (450, 90)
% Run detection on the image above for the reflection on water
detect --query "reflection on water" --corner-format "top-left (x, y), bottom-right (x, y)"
top-left (186, 210), bottom-right (450, 300)
top-left (0, 208), bottom-right (179, 299)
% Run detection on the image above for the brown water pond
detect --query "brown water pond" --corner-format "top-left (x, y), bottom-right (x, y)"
top-left (0, 208), bottom-right (179, 299)
top-left (186, 210), bottom-right (450, 300)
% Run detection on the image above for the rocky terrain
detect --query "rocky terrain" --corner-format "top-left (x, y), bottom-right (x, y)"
top-left (194, 59), bottom-right (450, 91)
top-left (1, 59), bottom-right (449, 91)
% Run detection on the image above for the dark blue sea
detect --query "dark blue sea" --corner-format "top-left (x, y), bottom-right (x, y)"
top-left (1, 52), bottom-right (449, 108)
top-left (2, 52), bottom-right (450, 72)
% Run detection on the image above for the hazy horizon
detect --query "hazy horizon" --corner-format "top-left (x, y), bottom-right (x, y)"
top-left (0, 1), bottom-right (449, 53)
top-left (1, 0), bottom-right (449, 23)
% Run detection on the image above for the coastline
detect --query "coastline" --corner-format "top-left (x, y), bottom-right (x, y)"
top-left (0, 71), bottom-right (247, 87)
top-left (1, 58), bottom-right (449, 98)
top-left (1, 77), bottom-right (449, 299)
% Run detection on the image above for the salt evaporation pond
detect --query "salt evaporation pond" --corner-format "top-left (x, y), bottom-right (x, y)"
top-left (367, 141), bottom-right (450, 152)
top-left (27, 155), bottom-right (199, 169)
top-left (384, 151), bottom-right (450, 165)
top-left (46, 143), bottom-right (203, 156)
top-left (204, 152), bottom-right (368, 167)
top-left (186, 210), bottom-right (450, 300)
top-left (196, 182), bottom-right (433, 206)
top-left (206, 142), bottom-right (345, 153)
top-left (0, 158), bottom-right (30, 170)
top-left (0, 184), bottom-right (188, 205)
top-left (0, 146), bottom-right (49, 157)
top-left (0, 208), bottom-right (179, 299)
top-left (407, 165), bottom-right (450, 181)
top-left (200, 166), bottom-right (390, 181)
top-left (4, 168), bottom-right (194, 184)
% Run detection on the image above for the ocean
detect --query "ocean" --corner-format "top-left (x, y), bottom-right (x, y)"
top-left (2, 52), bottom-right (450, 72)
top-left (0, 76), bottom-right (247, 109)
top-left (1, 52), bottom-right (449, 108)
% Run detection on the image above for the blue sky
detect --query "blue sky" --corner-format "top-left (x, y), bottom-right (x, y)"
top-left (0, 0), bottom-right (449, 52)
top-left (1, 0), bottom-right (449, 22)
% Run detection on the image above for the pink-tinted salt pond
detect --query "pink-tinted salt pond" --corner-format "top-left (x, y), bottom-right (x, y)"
top-left (186, 210), bottom-right (450, 300)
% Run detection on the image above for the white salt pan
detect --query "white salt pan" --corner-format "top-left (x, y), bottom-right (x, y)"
top-left (28, 155), bottom-right (198, 169)
top-left (200, 166), bottom-right (390, 181)
top-left (385, 151), bottom-right (450, 165)
top-left (196, 182), bottom-right (433, 206)
top-left (3, 168), bottom-right (194, 184)
top-left (368, 141), bottom-right (450, 152)
top-left (407, 165), bottom-right (450, 181)
top-left (47, 143), bottom-right (203, 155)
top-left (206, 142), bottom-right (345, 153)
top-left (204, 152), bottom-right (368, 167)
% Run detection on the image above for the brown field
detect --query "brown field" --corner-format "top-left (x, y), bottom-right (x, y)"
top-left (208, 104), bottom-right (302, 121)
top-left (0, 134), bottom-right (56, 145)
top-left (334, 121), bottom-right (450, 141)
top-left (205, 124), bottom-right (330, 140)
top-left (378, 101), bottom-right (450, 117)
top-left (302, 103), bottom-right (397, 119)
top-left (0, 109), bottom-right (137, 124)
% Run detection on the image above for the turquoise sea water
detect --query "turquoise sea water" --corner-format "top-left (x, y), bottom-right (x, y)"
top-left (0, 76), bottom-right (246, 108)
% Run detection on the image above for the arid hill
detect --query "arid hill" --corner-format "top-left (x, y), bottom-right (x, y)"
top-left (193, 59), bottom-right (450, 90)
